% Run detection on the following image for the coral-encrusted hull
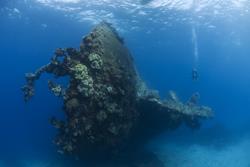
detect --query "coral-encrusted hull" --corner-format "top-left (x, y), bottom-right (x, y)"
top-left (22, 22), bottom-right (213, 159)
top-left (72, 22), bottom-right (139, 156)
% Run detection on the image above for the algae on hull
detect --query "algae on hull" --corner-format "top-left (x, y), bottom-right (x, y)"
top-left (22, 22), bottom-right (213, 158)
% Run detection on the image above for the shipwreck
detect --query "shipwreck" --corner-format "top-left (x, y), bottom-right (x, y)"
top-left (22, 22), bottom-right (213, 166)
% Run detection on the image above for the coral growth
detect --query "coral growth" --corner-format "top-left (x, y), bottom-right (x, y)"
top-left (87, 53), bottom-right (103, 70)
top-left (70, 63), bottom-right (94, 97)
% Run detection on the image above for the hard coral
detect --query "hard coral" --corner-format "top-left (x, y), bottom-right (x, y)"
top-left (88, 53), bottom-right (103, 70)
top-left (70, 63), bottom-right (94, 97)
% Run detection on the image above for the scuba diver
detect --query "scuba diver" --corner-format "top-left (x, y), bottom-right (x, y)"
top-left (192, 68), bottom-right (199, 81)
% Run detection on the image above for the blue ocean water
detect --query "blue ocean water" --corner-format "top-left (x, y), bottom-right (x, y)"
top-left (0, 0), bottom-right (250, 166)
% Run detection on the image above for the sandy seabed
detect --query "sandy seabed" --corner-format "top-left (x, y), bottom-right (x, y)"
top-left (153, 134), bottom-right (250, 167)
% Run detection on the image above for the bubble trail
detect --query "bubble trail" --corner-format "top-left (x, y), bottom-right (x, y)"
top-left (192, 25), bottom-right (199, 68)
top-left (191, 0), bottom-right (200, 68)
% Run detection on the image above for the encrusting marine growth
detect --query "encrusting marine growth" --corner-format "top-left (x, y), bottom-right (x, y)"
top-left (22, 22), bottom-right (213, 164)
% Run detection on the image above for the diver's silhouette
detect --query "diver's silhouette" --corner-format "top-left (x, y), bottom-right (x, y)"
top-left (192, 68), bottom-right (199, 81)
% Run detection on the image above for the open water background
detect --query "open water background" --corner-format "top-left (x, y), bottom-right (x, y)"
top-left (0, 0), bottom-right (250, 166)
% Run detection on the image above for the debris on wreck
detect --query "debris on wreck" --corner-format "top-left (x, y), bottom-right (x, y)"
top-left (22, 22), bottom-right (213, 160)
